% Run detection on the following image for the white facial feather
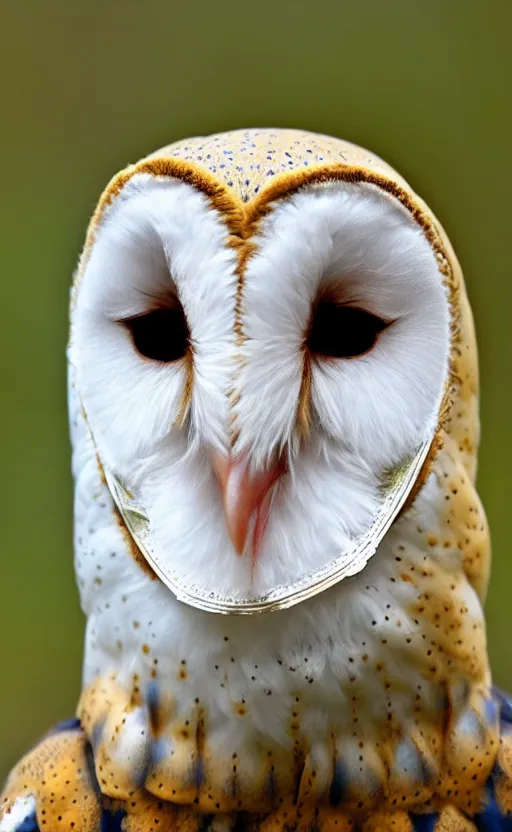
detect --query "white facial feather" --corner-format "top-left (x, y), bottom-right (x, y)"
top-left (235, 183), bottom-right (449, 468)
top-left (71, 175), bottom-right (450, 601)
top-left (73, 176), bottom-right (239, 463)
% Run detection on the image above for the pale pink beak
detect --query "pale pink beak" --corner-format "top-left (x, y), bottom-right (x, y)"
top-left (210, 451), bottom-right (285, 557)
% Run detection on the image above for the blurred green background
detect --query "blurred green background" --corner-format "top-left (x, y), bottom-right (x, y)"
top-left (0, 0), bottom-right (510, 782)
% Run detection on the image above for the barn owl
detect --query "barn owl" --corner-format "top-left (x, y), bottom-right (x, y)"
top-left (2, 128), bottom-right (511, 832)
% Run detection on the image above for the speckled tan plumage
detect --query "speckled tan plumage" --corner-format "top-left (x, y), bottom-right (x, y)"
top-left (1, 726), bottom-right (101, 831)
top-left (4, 721), bottom-right (511, 829)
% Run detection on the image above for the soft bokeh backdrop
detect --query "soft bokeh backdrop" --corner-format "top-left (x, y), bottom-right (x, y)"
top-left (0, 0), bottom-right (510, 782)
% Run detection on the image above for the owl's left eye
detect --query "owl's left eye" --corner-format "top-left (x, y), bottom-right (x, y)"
top-left (121, 305), bottom-right (190, 363)
top-left (307, 300), bottom-right (388, 359)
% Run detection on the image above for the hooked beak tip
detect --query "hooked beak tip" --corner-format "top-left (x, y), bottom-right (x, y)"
top-left (230, 529), bottom-right (248, 557)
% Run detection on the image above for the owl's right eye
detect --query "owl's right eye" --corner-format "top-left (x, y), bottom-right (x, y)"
top-left (121, 305), bottom-right (190, 363)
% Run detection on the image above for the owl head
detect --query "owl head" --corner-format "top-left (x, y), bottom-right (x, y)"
top-left (68, 130), bottom-right (495, 812)
top-left (69, 129), bottom-right (461, 613)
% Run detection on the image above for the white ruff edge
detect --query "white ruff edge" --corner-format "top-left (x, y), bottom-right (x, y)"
top-left (103, 435), bottom-right (433, 614)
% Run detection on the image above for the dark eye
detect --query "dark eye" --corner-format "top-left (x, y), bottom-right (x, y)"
top-left (122, 305), bottom-right (189, 363)
top-left (307, 301), bottom-right (388, 359)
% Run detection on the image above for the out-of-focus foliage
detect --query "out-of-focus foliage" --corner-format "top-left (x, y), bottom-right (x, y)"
top-left (0, 0), bottom-right (510, 784)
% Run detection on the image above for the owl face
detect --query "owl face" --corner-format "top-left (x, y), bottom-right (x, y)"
top-left (71, 158), bottom-right (451, 607)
